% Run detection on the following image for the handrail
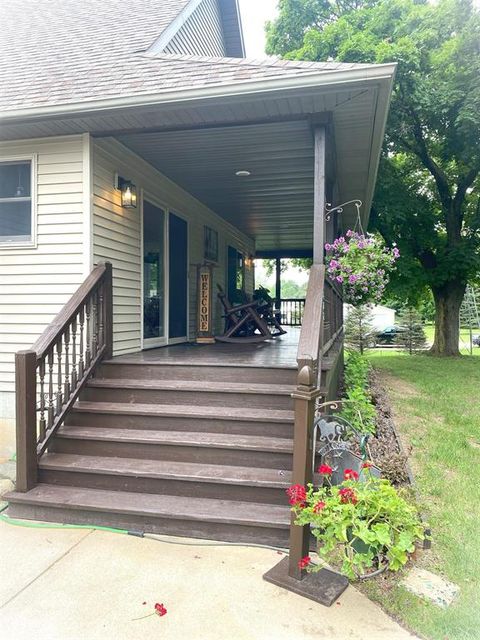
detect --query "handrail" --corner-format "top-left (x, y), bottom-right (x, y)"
top-left (15, 262), bottom-right (113, 491)
top-left (32, 263), bottom-right (108, 359)
top-left (296, 264), bottom-right (325, 370)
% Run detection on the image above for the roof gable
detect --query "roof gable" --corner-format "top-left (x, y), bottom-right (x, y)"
top-left (147, 0), bottom-right (244, 58)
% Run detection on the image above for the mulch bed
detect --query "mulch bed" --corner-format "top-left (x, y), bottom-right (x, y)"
top-left (367, 369), bottom-right (411, 487)
top-left (347, 368), bottom-right (411, 487)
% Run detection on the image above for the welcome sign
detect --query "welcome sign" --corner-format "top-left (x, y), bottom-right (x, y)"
top-left (197, 264), bottom-right (215, 343)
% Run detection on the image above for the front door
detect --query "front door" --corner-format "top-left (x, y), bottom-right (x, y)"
top-left (168, 212), bottom-right (188, 343)
top-left (143, 200), bottom-right (167, 348)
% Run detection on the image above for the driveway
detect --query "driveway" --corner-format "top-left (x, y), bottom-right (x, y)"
top-left (0, 519), bottom-right (418, 640)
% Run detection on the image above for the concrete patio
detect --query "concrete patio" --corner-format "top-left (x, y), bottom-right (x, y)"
top-left (0, 519), bottom-right (417, 640)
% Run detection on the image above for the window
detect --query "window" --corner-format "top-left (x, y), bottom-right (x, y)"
top-left (0, 159), bottom-right (33, 244)
top-left (227, 246), bottom-right (246, 303)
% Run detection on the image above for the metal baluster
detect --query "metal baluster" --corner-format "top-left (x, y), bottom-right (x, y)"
top-left (79, 305), bottom-right (85, 378)
top-left (56, 339), bottom-right (63, 412)
top-left (85, 299), bottom-right (92, 368)
top-left (71, 316), bottom-right (78, 389)
top-left (64, 325), bottom-right (70, 399)
top-left (38, 359), bottom-right (46, 441)
top-left (47, 349), bottom-right (54, 428)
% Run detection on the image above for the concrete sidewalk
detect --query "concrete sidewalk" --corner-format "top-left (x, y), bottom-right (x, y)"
top-left (0, 520), bottom-right (417, 640)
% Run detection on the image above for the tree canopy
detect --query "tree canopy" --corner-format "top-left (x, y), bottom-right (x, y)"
top-left (267, 0), bottom-right (480, 355)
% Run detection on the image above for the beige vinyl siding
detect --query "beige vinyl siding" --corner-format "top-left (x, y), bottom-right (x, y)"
top-left (164, 0), bottom-right (226, 57)
top-left (0, 135), bottom-right (88, 400)
top-left (92, 138), bottom-right (254, 355)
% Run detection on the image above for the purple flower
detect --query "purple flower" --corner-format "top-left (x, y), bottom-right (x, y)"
top-left (336, 276), bottom-right (344, 284)
top-left (325, 243), bottom-right (332, 251)
top-left (349, 275), bottom-right (358, 284)
top-left (346, 230), bottom-right (354, 238)
top-left (393, 248), bottom-right (400, 258)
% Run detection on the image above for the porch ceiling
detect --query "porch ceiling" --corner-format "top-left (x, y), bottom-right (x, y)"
top-left (0, 67), bottom-right (394, 253)
top-left (117, 120), bottom-right (315, 253)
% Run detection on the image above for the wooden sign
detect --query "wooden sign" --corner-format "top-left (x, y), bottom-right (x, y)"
top-left (197, 264), bottom-right (215, 343)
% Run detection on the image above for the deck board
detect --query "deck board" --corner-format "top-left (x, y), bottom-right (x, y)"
top-left (107, 328), bottom-right (300, 368)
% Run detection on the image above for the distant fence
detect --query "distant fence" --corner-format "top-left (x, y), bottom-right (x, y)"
top-left (279, 298), bottom-right (306, 326)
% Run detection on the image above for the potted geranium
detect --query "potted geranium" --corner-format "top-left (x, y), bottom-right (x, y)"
top-left (287, 464), bottom-right (425, 580)
top-left (325, 231), bottom-right (399, 306)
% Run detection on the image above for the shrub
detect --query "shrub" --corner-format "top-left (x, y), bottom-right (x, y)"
top-left (344, 304), bottom-right (375, 355)
top-left (341, 352), bottom-right (376, 435)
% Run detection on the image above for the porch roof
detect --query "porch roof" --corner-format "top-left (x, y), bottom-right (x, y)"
top-left (0, 60), bottom-right (395, 254)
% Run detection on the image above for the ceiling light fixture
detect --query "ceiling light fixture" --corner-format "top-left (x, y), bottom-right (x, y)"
top-left (235, 170), bottom-right (251, 177)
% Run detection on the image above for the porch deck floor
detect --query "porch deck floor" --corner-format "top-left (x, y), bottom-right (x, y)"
top-left (111, 328), bottom-right (300, 369)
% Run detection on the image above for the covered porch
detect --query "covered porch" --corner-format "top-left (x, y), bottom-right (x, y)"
top-left (6, 60), bottom-right (395, 592)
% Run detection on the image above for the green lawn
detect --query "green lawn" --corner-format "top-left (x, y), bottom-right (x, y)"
top-left (424, 324), bottom-right (479, 354)
top-left (363, 351), bottom-right (480, 640)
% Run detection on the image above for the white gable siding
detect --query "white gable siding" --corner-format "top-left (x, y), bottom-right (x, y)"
top-left (92, 138), bottom-right (254, 356)
top-left (164, 0), bottom-right (226, 57)
top-left (0, 135), bottom-right (88, 410)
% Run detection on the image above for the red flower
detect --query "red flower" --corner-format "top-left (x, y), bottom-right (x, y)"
top-left (154, 603), bottom-right (167, 617)
top-left (361, 461), bottom-right (374, 469)
top-left (286, 484), bottom-right (307, 507)
top-left (313, 500), bottom-right (326, 513)
top-left (339, 487), bottom-right (358, 504)
top-left (318, 464), bottom-right (333, 475)
top-left (344, 468), bottom-right (359, 481)
top-left (298, 556), bottom-right (311, 569)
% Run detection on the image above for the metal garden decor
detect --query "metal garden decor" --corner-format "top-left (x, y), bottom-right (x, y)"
top-left (286, 400), bottom-right (425, 581)
top-left (289, 467), bottom-right (425, 581)
top-left (324, 200), bottom-right (400, 306)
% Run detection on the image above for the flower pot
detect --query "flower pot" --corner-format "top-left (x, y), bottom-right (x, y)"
top-left (346, 528), bottom-right (388, 580)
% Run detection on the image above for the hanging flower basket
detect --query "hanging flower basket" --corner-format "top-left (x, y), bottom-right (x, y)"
top-left (325, 231), bottom-right (399, 306)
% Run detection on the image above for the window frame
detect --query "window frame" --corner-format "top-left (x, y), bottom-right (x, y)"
top-left (0, 154), bottom-right (37, 249)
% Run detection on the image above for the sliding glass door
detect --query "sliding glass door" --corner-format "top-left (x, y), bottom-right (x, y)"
top-left (143, 200), bottom-right (166, 348)
top-left (168, 212), bottom-right (188, 343)
top-left (142, 201), bottom-right (188, 348)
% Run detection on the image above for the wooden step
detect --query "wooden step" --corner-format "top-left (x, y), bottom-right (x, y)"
top-left (66, 402), bottom-right (295, 438)
top-left (38, 453), bottom-right (296, 504)
top-left (5, 485), bottom-right (291, 547)
top-left (83, 378), bottom-right (295, 410)
top-left (98, 361), bottom-right (297, 385)
top-left (51, 426), bottom-right (296, 469)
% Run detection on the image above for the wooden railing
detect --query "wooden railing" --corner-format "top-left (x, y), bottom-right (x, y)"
top-left (323, 278), bottom-right (344, 352)
top-left (15, 262), bottom-right (113, 492)
top-left (288, 264), bottom-right (343, 579)
top-left (279, 298), bottom-right (306, 326)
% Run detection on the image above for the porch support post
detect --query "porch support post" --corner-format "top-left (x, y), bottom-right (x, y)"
top-left (313, 126), bottom-right (326, 265)
top-left (275, 257), bottom-right (282, 321)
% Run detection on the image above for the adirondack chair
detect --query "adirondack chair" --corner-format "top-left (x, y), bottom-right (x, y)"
top-left (216, 285), bottom-right (274, 343)
top-left (253, 286), bottom-right (287, 337)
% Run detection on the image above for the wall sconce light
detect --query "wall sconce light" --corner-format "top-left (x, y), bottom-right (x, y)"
top-left (114, 173), bottom-right (137, 209)
top-left (244, 254), bottom-right (254, 269)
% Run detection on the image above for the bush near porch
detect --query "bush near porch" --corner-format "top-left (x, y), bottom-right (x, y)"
top-left (361, 352), bottom-right (480, 640)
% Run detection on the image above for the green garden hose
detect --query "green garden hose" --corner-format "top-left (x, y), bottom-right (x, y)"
top-left (0, 502), bottom-right (287, 553)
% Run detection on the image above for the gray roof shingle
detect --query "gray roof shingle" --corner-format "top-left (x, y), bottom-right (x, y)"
top-left (0, 0), bottom-right (377, 113)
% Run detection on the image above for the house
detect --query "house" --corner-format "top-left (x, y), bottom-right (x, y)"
top-left (0, 0), bottom-right (395, 571)
top-left (344, 304), bottom-right (396, 331)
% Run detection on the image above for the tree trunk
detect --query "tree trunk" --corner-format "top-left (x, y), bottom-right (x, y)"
top-left (430, 281), bottom-right (466, 356)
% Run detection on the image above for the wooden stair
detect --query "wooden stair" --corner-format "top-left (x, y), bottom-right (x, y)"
top-left (7, 357), bottom-right (303, 546)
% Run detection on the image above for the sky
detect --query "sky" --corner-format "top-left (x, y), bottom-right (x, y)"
top-left (238, 0), bottom-right (279, 57)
